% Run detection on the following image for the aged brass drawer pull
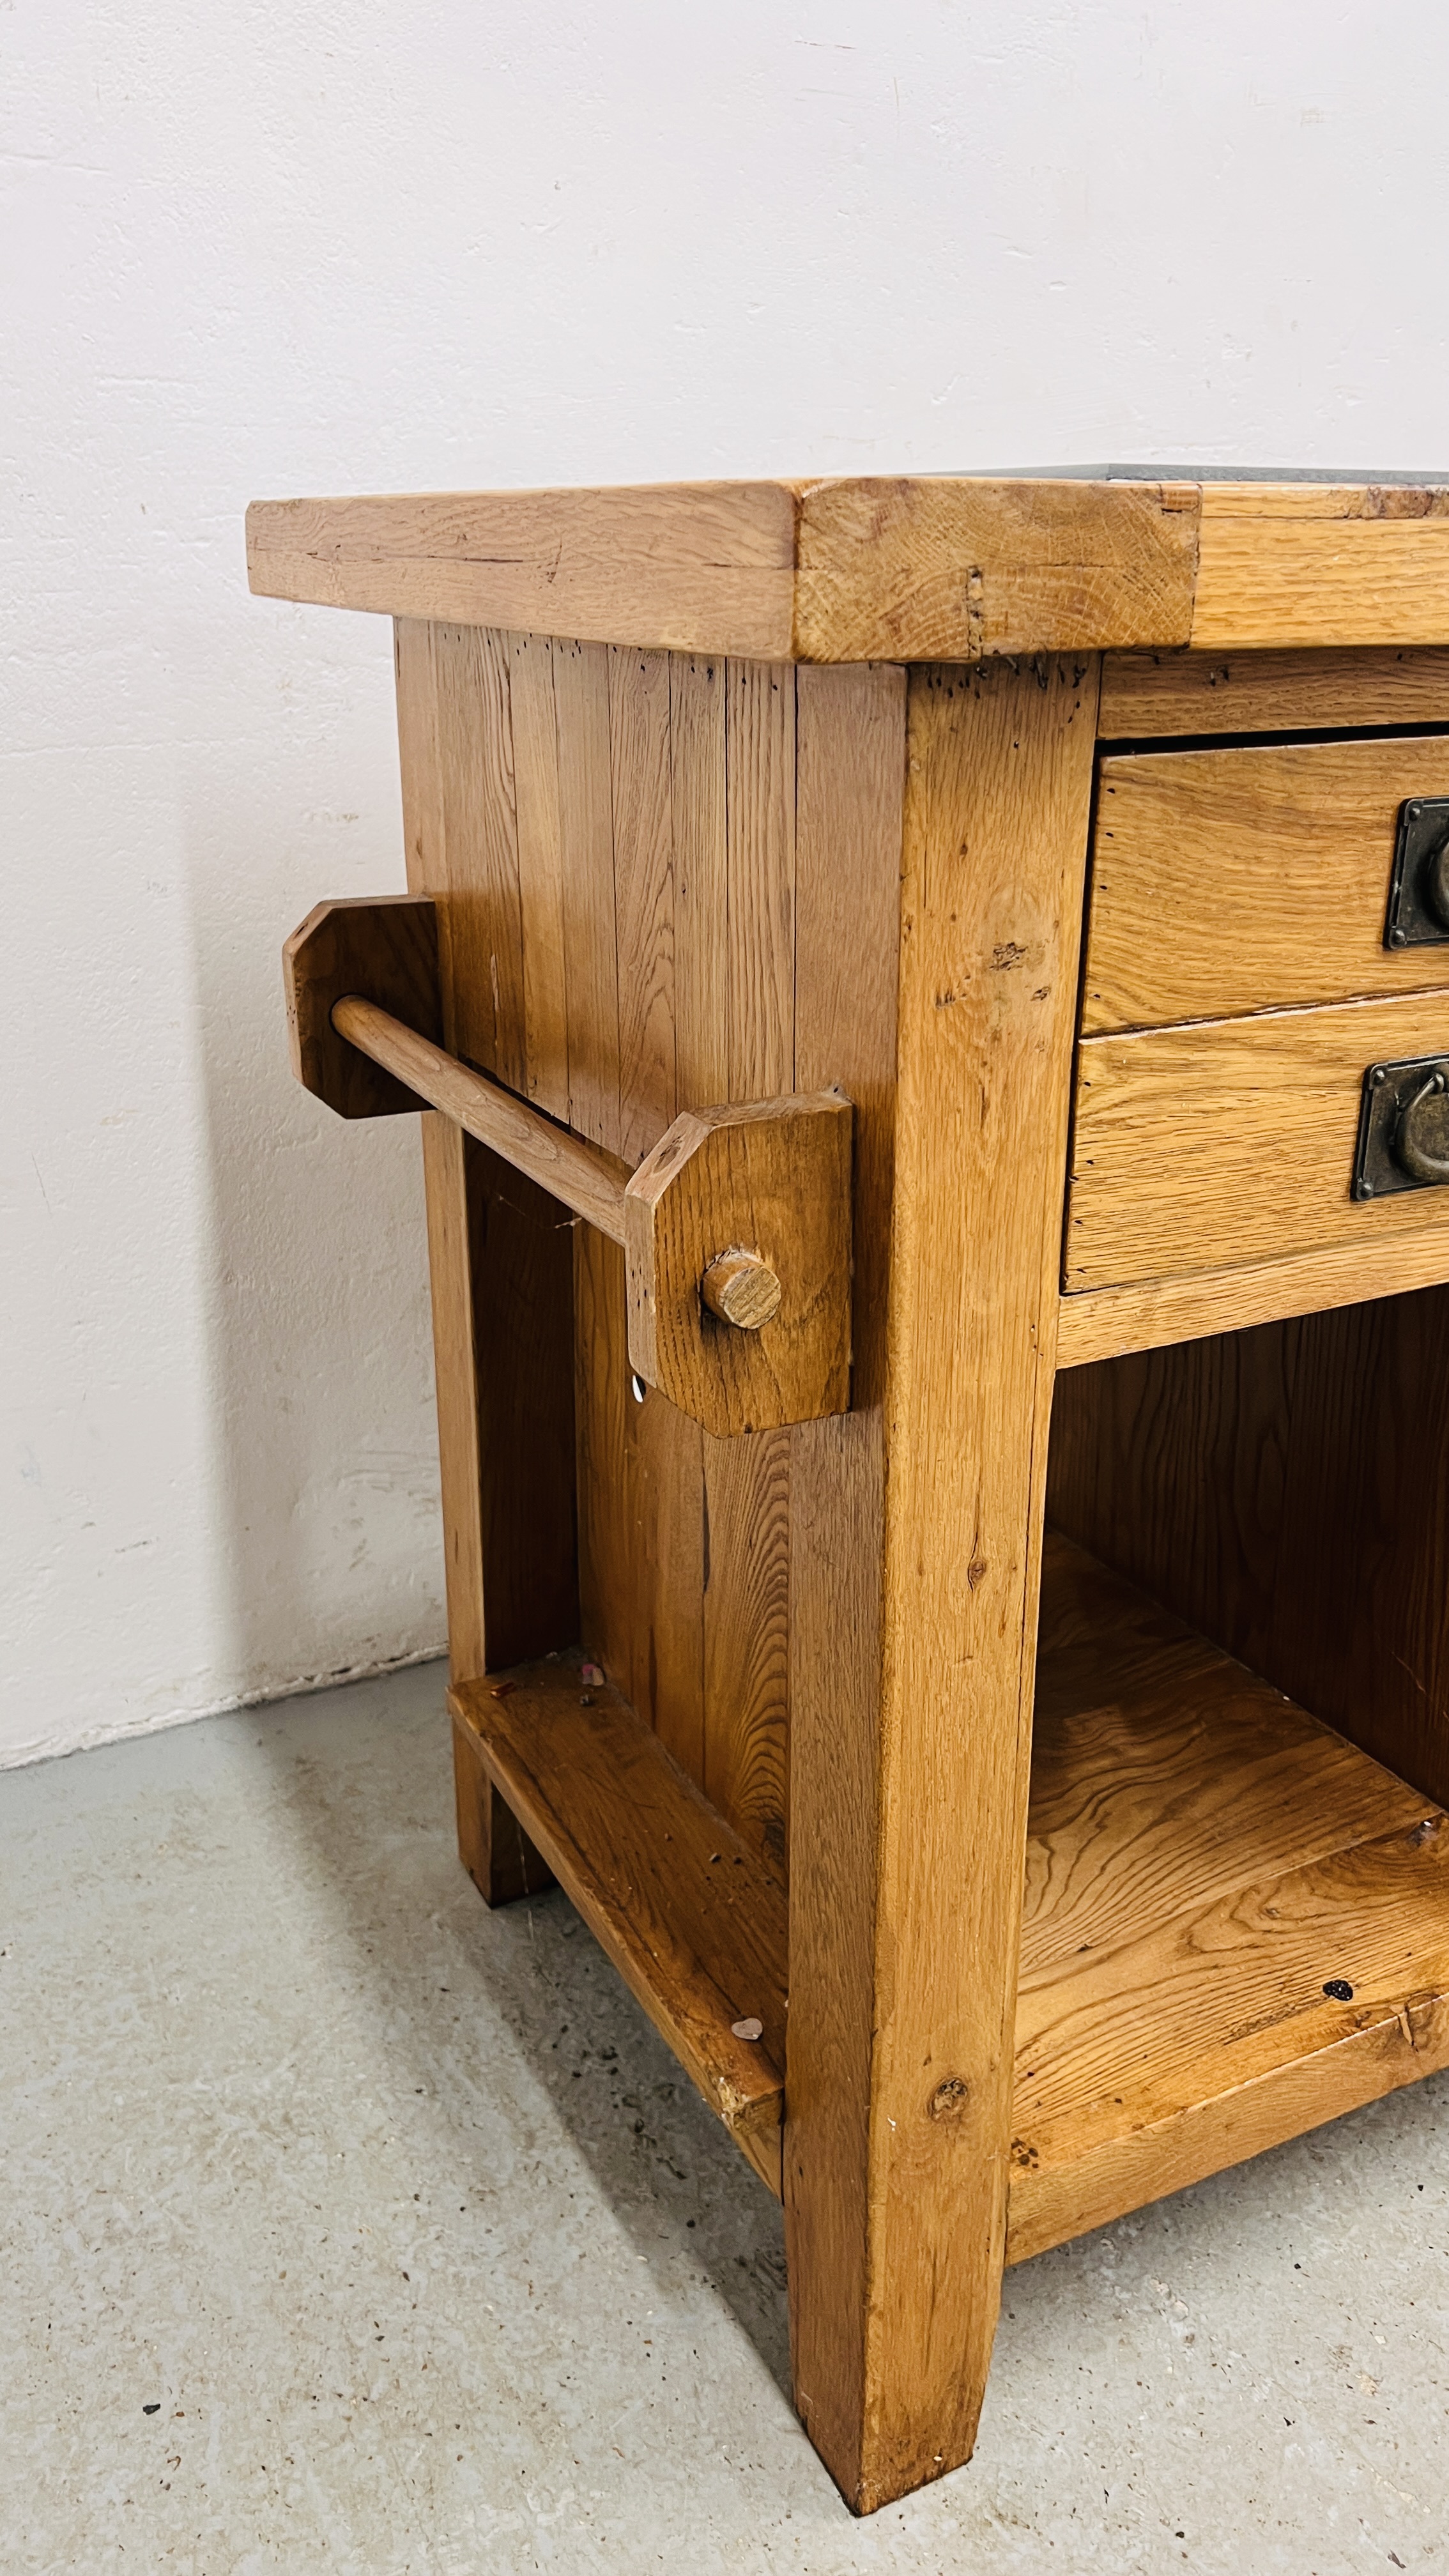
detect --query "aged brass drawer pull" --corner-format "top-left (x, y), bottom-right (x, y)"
top-left (1384, 797), bottom-right (1449, 948)
top-left (1352, 1054), bottom-right (1449, 1199)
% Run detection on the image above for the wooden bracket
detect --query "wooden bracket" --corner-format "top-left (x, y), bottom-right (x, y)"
top-left (624, 1093), bottom-right (853, 1438)
top-left (284, 895), bottom-right (854, 1435)
top-left (283, 894), bottom-right (441, 1117)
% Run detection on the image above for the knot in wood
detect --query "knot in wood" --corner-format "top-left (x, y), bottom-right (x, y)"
top-left (700, 1250), bottom-right (783, 1331)
top-left (928, 2074), bottom-right (970, 2123)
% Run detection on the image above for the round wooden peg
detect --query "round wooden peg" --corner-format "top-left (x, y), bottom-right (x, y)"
top-left (699, 1250), bottom-right (783, 1331)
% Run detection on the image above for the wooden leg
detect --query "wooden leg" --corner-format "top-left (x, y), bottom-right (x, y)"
top-left (420, 1114), bottom-right (576, 1906)
top-left (452, 1708), bottom-right (555, 1905)
top-left (785, 659), bottom-right (1100, 2511)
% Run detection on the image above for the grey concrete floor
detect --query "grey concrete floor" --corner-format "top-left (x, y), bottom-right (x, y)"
top-left (3, 1669), bottom-right (1448, 2575)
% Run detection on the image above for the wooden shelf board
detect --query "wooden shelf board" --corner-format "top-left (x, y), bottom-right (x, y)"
top-left (1055, 1229), bottom-right (1449, 1368)
top-left (450, 1659), bottom-right (788, 2195)
top-left (1008, 1535), bottom-right (1449, 2264)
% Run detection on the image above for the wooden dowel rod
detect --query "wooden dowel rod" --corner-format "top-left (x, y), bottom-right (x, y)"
top-left (331, 993), bottom-right (629, 1245)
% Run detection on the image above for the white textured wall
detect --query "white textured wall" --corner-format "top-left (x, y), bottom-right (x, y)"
top-left (6, 2), bottom-right (1447, 1765)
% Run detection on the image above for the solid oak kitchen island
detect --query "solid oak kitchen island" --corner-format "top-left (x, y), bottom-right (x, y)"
top-left (252, 470), bottom-right (1449, 2511)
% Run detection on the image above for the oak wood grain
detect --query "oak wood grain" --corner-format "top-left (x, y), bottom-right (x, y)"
top-left (1048, 1323), bottom-right (1301, 1678)
top-left (1066, 987), bottom-right (1449, 1291)
top-left (727, 660), bottom-right (796, 1098)
top-left (702, 1427), bottom-right (792, 1883)
top-left (249, 478), bottom-right (1201, 660)
top-left (451, 1660), bottom-right (789, 2193)
top-left (1084, 736), bottom-right (1449, 1032)
top-left (1100, 644), bottom-right (1449, 738)
top-left (574, 1225), bottom-right (634, 1696)
top-left (1056, 1222), bottom-right (1449, 1366)
top-left (785, 661), bottom-right (905, 2496)
top-left (1192, 483), bottom-right (1449, 650)
top-left (249, 482), bottom-right (801, 657)
top-left (609, 646), bottom-right (677, 1162)
top-left (792, 657), bottom-right (1100, 2513)
top-left (624, 1089), bottom-right (853, 1439)
top-left (623, 1383), bottom-right (706, 1783)
top-left (692, 657), bottom-right (800, 1886)
top-left (670, 653), bottom-right (730, 1107)
top-left (1268, 1289), bottom-right (1449, 1810)
top-left (794, 478), bottom-right (1199, 662)
top-left (259, 479), bottom-right (1449, 660)
top-left (433, 624), bottom-right (527, 1089)
top-left (508, 631), bottom-right (570, 1118)
top-left (398, 631), bottom-right (575, 1906)
top-left (284, 894), bottom-right (441, 1119)
top-left (1027, 1536), bottom-right (1431, 1970)
top-left (452, 1705), bottom-right (553, 1906)
top-left (1049, 1291), bottom-right (1449, 1822)
top-left (421, 1144), bottom-right (576, 1690)
top-left (1009, 1535), bottom-right (1449, 2264)
top-left (554, 638), bottom-right (621, 1154)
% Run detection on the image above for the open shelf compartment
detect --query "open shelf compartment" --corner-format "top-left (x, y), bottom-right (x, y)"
top-left (1009, 1532), bottom-right (1449, 2262)
top-left (457, 1533), bottom-right (1449, 2253)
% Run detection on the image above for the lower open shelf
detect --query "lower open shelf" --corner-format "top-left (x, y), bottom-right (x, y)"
top-left (1009, 1533), bottom-right (1449, 2261)
top-left (456, 1537), bottom-right (1449, 2252)
top-left (450, 1658), bottom-right (788, 2195)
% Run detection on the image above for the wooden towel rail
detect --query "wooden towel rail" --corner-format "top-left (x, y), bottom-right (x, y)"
top-left (283, 893), bottom-right (854, 1439)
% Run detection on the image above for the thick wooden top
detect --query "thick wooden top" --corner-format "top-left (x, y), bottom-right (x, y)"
top-left (246, 472), bottom-right (1449, 663)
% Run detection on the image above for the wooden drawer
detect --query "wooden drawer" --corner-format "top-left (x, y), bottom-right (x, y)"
top-left (1085, 735), bottom-right (1449, 1032)
top-left (1066, 986), bottom-right (1449, 1291)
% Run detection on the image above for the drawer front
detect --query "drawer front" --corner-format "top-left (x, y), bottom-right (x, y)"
top-left (1084, 735), bottom-right (1449, 1033)
top-left (1066, 988), bottom-right (1449, 1291)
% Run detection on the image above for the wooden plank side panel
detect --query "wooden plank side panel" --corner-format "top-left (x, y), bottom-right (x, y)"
top-left (1066, 988), bottom-right (1449, 1291)
top-left (671, 653), bottom-right (730, 1108)
top-left (696, 658), bottom-right (799, 1871)
top-left (703, 1430), bottom-right (791, 1882)
top-left (550, 636), bottom-right (713, 1792)
top-left (1084, 737), bottom-right (1449, 1034)
top-left (726, 659), bottom-right (797, 1098)
top-left (795, 658), bottom-right (1098, 2512)
top-left (1100, 644), bottom-right (1449, 739)
top-left (508, 631), bottom-right (570, 1117)
top-left (609, 645), bottom-right (678, 1162)
top-left (625, 1392), bottom-right (706, 1782)
top-left (432, 625), bottom-right (527, 1089)
top-left (555, 639), bottom-right (622, 1155)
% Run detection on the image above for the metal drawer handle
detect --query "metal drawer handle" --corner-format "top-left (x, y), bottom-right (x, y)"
top-left (1385, 799), bottom-right (1449, 949)
top-left (1395, 1068), bottom-right (1449, 1184)
top-left (1353, 1053), bottom-right (1449, 1200)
